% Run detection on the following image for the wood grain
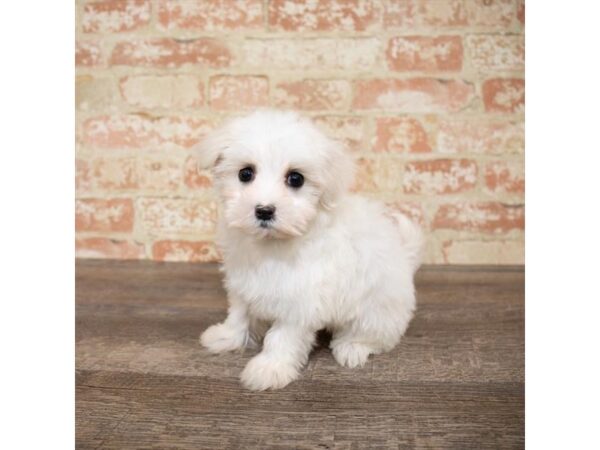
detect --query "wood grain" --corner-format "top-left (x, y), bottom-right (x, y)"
top-left (76, 260), bottom-right (524, 449)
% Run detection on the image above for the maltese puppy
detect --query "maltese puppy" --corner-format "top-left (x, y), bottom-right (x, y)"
top-left (198, 110), bottom-right (423, 390)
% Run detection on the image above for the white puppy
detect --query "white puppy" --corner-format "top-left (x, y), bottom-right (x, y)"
top-left (198, 110), bottom-right (423, 390)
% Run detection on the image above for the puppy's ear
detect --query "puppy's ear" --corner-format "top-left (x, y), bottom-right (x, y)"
top-left (320, 138), bottom-right (355, 210)
top-left (194, 123), bottom-right (232, 169)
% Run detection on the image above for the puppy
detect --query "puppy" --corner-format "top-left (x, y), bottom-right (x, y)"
top-left (197, 110), bottom-right (423, 390)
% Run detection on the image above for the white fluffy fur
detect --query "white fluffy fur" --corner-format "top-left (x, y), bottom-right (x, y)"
top-left (197, 110), bottom-right (423, 390)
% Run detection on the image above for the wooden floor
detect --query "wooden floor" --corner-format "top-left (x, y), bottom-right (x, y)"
top-left (76, 259), bottom-right (524, 449)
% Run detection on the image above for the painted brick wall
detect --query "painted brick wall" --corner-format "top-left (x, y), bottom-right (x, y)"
top-left (76, 0), bottom-right (525, 265)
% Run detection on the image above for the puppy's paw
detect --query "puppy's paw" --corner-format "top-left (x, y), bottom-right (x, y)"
top-left (331, 341), bottom-right (372, 368)
top-left (200, 323), bottom-right (247, 354)
top-left (240, 354), bottom-right (299, 391)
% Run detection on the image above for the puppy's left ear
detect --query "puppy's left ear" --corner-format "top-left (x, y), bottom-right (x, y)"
top-left (320, 138), bottom-right (355, 210)
top-left (193, 122), bottom-right (232, 170)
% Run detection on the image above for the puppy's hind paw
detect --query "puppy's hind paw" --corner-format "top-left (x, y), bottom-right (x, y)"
top-left (331, 341), bottom-right (372, 368)
top-left (200, 323), bottom-right (247, 354)
top-left (240, 354), bottom-right (299, 391)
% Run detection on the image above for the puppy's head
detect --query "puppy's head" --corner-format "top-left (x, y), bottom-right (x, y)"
top-left (196, 110), bottom-right (355, 240)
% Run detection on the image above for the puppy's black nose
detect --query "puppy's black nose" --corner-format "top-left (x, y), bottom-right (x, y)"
top-left (255, 205), bottom-right (276, 221)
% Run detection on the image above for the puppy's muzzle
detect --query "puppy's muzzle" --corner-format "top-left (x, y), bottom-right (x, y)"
top-left (255, 205), bottom-right (276, 222)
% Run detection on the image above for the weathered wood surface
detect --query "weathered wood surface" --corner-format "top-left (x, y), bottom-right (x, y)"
top-left (76, 260), bottom-right (524, 449)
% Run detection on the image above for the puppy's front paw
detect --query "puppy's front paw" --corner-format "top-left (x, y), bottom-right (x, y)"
top-left (200, 323), bottom-right (247, 354)
top-left (240, 354), bottom-right (299, 391)
top-left (331, 341), bottom-right (372, 368)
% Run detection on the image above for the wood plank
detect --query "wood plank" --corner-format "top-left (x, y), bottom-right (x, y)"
top-left (77, 371), bottom-right (523, 449)
top-left (76, 259), bottom-right (524, 449)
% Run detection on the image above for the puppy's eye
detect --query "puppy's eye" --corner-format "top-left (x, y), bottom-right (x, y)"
top-left (286, 171), bottom-right (304, 188)
top-left (238, 166), bottom-right (254, 183)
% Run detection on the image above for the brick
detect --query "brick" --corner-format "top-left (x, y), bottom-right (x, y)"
top-left (421, 0), bottom-right (466, 26)
top-left (441, 240), bottom-right (524, 264)
top-left (384, 0), bottom-right (466, 28)
top-left (120, 75), bottom-right (204, 109)
top-left (465, 0), bottom-right (516, 27)
top-left (111, 38), bottom-right (231, 68)
top-left (82, 115), bottom-right (212, 149)
top-left (385, 0), bottom-right (517, 28)
top-left (517, 0), bottom-right (525, 25)
top-left (76, 159), bottom-right (92, 193)
top-left (373, 117), bottom-right (431, 153)
top-left (437, 119), bottom-right (524, 154)
top-left (313, 116), bottom-right (365, 152)
top-left (82, 0), bottom-right (151, 33)
top-left (184, 156), bottom-right (213, 190)
top-left (76, 76), bottom-right (120, 111)
top-left (79, 155), bottom-right (183, 192)
top-left (352, 157), bottom-right (378, 192)
top-left (433, 202), bottom-right (524, 233)
top-left (76, 237), bottom-right (145, 259)
top-left (209, 75), bottom-right (269, 110)
top-left (137, 198), bottom-right (217, 235)
top-left (76, 41), bottom-right (103, 67)
top-left (353, 78), bottom-right (474, 112)
top-left (385, 201), bottom-right (426, 227)
top-left (466, 35), bottom-right (524, 73)
top-left (403, 159), bottom-right (477, 194)
top-left (387, 36), bottom-right (463, 72)
top-left (158, 0), bottom-right (263, 31)
top-left (268, 0), bottom-right (380, 32)
top-left (352, 157), bottom-right (404, 192)
top-left (241, 38), bottom-right (379, 70)
top-left (273, 79), bottom-right (351, 111)
top-left (482, 78), bottom-right (525, 113)
top-left (76, 199), bottom-right (134, 232)
top-left (152, 240), bottom-right (221, 262)
top-left (484, 161), bottom-right (525, 194)
top-left (90, 156), bottom-right (138, 191)
top-left (137, 156), bottom-right (182, 191)
top-left (383, 0), bottom-right (411, 28)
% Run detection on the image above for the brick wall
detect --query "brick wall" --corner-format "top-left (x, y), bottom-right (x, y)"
top-left (76, 0), bottom-right (525, 265)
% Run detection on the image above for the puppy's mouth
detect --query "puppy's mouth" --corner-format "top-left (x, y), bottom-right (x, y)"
top-left (254, 219), bottom-right (306, 240)
top-left (227, 212), bottom-right (305, 239)
top-left (256, 220), bottom-right (282, 240)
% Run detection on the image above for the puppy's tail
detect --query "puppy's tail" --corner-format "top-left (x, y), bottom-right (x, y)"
top-left (390, 212), bottom-right (425, 275)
